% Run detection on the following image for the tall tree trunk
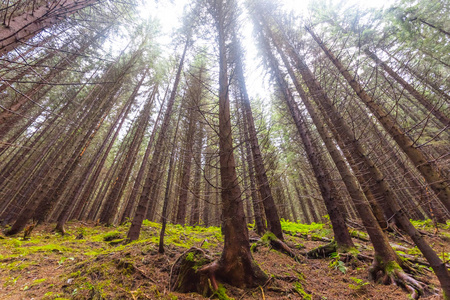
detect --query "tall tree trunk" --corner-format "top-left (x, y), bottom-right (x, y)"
top-left (306, 27), bottom-right (450, 213)
top-left (98, 73), bottom-right (150, 225)
top-left (192, 0), bottom-right (268, 289)
top-left (255, 17), bottom-right (355, 251)
top-left (241, 100), bottom-right (266, 235)
top-left (159, 107), bottom-right (182, 253)
top-left (232, 33), bottom-right (283, 240)
top-left (189, 124), bottom-right (204, 226)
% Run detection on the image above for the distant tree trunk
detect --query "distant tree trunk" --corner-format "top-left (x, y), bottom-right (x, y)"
top-left (127, 38), bottom-right (189, 242)
top-left (119, 87), bottom-right (166, 224)
top-left (237, 111), bottom-right (253, 225)
top-left (159, 108), bottom-right (182, 254)
top-left (282, 176), bottom-right (298, 221)
top-left (62, 82), bottom-right (138, 224)
top-left (202, 128), bottom-right (215, 227)
top-left (189, 124), bottom-right (204, 226)
top-left (281, 24), bottom-right (450, 295)
top-left (382, 49), bottom-right (450, 103)
top-left (0, 38), bottom-right (93, 138)
top-left (293, 180), bottom-right (311, 224)
top-left (272, 31), bottom-right (390, 230)
top-left (241, 101), bottom-right (266, 235)
top-left (98, 73), bottom-right (151, 225)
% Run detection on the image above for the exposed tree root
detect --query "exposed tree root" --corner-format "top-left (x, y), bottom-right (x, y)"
top-left (251, 232), bottom-right (304, 262)
top-left (305, 241), bottom-right (338, 258)
top-left (369, 260), bottom-right (426, 299)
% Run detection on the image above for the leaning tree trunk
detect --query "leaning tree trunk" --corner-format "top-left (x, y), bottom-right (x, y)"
top-left (159, 108), bottom-right (182, 253)
top-left (255, 17), bottom-right (355, 252)
top-left (306, 27), bottom-right (450, 214)
top-left (284, 25), bottom-right (450, 298)
top-left (56, 81), bottom-right (138, 229)
top-left (272, 31), bottom-right (390, 230)
top-left (241, 104), bottom-right (266, 235)
top-left (119, 87), bottom-right (165, 224)
top-left (0, 0), bottom-right (97, 55)
top-left (98, 72), bottom-right (150, 225)
top-left (364, 49), bottom-right (449, 126)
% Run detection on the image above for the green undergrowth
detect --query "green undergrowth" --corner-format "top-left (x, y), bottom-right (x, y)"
top-left (2, 218), bottom-right (447, 299)
top-left (280, 219), bottom-right (328, 237)
top-left (410, 219), bottom-right (450, 230)
top-left (213, 284), bottom-right (234, 300)
top-left (0, 220), bottom-right (226, 299)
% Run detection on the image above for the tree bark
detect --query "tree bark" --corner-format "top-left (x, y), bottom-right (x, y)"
top-left (232, 33), bottom-right (283, 240)
top-left (0, 0), bottom-right (97, 55)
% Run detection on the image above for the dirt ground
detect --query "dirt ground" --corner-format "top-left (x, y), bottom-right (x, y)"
top-left (0, 220), bottom-right (448, 299)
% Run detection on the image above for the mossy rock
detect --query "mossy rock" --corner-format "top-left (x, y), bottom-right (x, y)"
top-left (102, 231), bottom-right (122, 241)
top-left (170, 247), bottom-right (214, 296)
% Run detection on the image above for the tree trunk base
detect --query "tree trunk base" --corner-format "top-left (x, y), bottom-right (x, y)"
top-left (53, 223), bottom-right (65, 236)
top-left (171, 246), bottom-right (269, 296)
top-left (369, 259), bottom-right (425, 299)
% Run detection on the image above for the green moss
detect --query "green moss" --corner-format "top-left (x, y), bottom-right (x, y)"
top-left (293, 282), bottom-right (311, 300)
top-left (3, 260), bottom-right (36, 271)
top-left (261, 231), bottom-right (277, 242)
top-left (69, 271), bottom-right (81, 278)
top-left (407, 246), bottom-right (421, 256)
top-left (185, 252), bottom-right (194, 261)
top-left (349, 230), bottom-right (369, 241)
top-left (348, 277), bottom-right (369, 290)
top-left (3, 275), bottom-right (21, 287)
top-left (32, 278), bottom-right (46, 284)
top-left (384, 261), bottom-right (402, 274)
top-left (102, 231), bottom-right (122, 241)
top-left (212, 284), bottom-right (234, 300)
top-left (410, 219), bottom-right (434, 228)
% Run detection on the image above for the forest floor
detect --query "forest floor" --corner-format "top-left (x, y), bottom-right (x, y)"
top-left (0, 219), bottom-right (449, 300)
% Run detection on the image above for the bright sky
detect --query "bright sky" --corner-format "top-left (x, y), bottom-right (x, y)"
top-left (137, 0), bottom-right (394, 104)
